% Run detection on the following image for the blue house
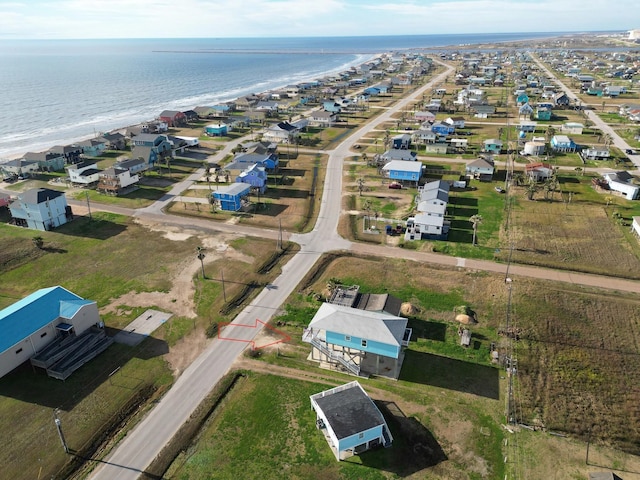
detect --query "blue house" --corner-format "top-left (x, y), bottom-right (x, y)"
top-left (381, 160), bottom-right (423, 182)
top-left (236, 164), bottom-right (267, 193)
top-left (322, 100), bottom-right (342, 113)
top-left (516, 93), bottom-right (529, 105)
top-left (430, 122), bottom-right (455, 136)
top-left (77, 138), bottom-right (108, 157)
top-left (363, 86), bottom-right (381, 96)
top-left (310, 381), bottom-right (393, 461)
top-left (518, 102), bottom-right (534, 119)
top-left (131, 133), bottom-right (172, 167)
top-left (9, 188), bottom-right (71, 231)
top-left (536, 107), bottom-right (552, 121)
top-left (303, 303), bottom-right (411, 378)
top-left (212, 183), bottom-right (251, 211)
top-left (551, 135), bottom-right (577, 152)
top-left (227, 152), bottom-right (279, 172)
top-left (204, 123), bottom-right (228, 137)
top-left (483, 138), bottom-right (503, 153)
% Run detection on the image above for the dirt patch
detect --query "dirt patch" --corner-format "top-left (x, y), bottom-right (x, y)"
top-left (165, 329), bottom-right (210, 376)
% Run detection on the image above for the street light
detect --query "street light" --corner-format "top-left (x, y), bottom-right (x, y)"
top-left (196, 246), bottom-right (206, 279)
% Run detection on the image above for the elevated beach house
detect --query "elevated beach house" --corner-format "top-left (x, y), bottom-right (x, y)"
top-left (0, 286), bottom-right (102, 379)
top-left (381, 160), bottom-right (423, 184)
top-left (97, 166), bottom-right (140, 195)
top-left (212, 183), bottom-right (251, 211)
top-left (9, 188), bottom-right (72, 231)
top-left (310, 381), bottom-right (393, 461)
top-left (303, 303), bottom-right (411, 379)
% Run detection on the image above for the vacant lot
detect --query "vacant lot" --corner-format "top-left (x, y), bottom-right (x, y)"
top-left (0, 212), bottom-right (284, 480)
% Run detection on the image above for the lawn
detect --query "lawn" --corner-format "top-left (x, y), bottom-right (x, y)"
top-left (0, 211), bottom-right (287, 480)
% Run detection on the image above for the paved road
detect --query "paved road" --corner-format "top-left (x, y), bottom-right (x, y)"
top-left (88, 62), bottom-right (455, 479)
top-left (529, 53), bottom-right (640, 171)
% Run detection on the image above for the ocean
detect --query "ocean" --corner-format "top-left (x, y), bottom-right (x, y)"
top-left (0, 32), bottom-right (573, 158)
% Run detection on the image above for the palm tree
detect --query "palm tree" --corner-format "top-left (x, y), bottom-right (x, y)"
top-left (469, 214), bottom-right (483, 246)
top-left (361, 152), bottom-right (368, 165)
top-left (32, 236), bottom-right (44, 249)
top-left (574, 167), bottom-right (583, 177)
top-left (526, 180), bottom-right (538, 201)
top-left (357, 177), bottom-right (365, 196)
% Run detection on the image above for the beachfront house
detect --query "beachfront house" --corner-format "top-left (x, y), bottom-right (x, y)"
top-left (0, 159), bottom-right (39, 179)
top-left (97, 166), bottom-right (140, 195)
top-left (302, 302), bottom-right (411, 378)
top-left (602, 171), bottom-right (640, 200)
top-left (310, 381), bottom-right (393, 461)
top-left (22, 151), bottom-right (65, 172)
top-left (66, 160), bottom-right (102, 185)
top-left (115, 158), bottom-right (148, 175)
top-left (212, 183), bottom-right (251, 211)
top-left (100, 132), bottom-right (127, 150)
top-left (48, 145), bottom-right (83, 164)
top-left (235, 164), bottom-right (268, 193)
top-left (381, 160), bottom-right (423, 183)
top-left (77, 138), bottom-right (108, 157)
top-left (0, 286), bottom-right (103, 379)
top-left (9, 188), bottom-right (72, 231)
top-left (158, 110), bottom-right (187, 127)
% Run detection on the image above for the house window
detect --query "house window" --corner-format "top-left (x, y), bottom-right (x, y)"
top-left (361, 339), bottom-right (367, 348)
top-left (15, 348), bottom-right (23, 354)
top-left (345, 335), bottom-right (351, 342)
top-left (40, 332), bottom-right (47, 338)
top-left (359, 432), bottom-right (364, 439)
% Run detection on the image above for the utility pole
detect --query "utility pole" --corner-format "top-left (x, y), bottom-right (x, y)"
top-left (85, 191), bottom-right (92, 220)
top-left (196, 247), bottom-right (206, 279)
top-left (220, 269), bottom-right (227, 302)
top-left (277, 218), bottom-right (283, 251)
top-left (53, 409), bottom-right (69, 453)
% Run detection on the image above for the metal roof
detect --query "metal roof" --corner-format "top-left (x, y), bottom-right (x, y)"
top-left (0, 286), bottom-right (92, 353)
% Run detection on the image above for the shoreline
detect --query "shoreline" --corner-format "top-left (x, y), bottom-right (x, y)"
top-left (1, 31), bottom-right (628, 162)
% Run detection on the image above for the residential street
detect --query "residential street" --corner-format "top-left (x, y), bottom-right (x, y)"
top-left (34, 58), bottom-right (637, 479)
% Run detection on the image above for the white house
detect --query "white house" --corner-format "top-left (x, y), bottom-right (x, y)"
top-left (309, 110), bottom-right (338, 127)
top-left (97, 166), bottom-right (140, 194)
top-left (0, 286), bottom-right (101, 379)
top-left (561, 122), bottom-right (584, 135)
top-left (632, 217), bottom-right (640, 240)
top-left (581, 145), bottom-right (610, 161)
top-left (66, 160), bottom-right (102, 185)
top-left (9, 188), bottom-right (71, 231)
top-left (444, 116), bottom-right (465, 128)
top-left (602, 171), bottom-right (640, 199)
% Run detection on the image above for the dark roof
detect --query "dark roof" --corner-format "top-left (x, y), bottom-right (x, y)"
top-left (354, 293), bottom-right (403, 317)
top-left (20, 188), bottom-right (65, 205)
top-left (314, 385), bottom-right (385, 440)
top-left (116, 158), bottom-right (145, 169)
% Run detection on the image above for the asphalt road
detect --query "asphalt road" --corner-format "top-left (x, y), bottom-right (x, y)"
top-left (84, 58), bottom-right (640, 478)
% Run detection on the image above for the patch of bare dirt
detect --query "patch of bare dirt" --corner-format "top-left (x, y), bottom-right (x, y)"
top-left (165, 329), bottom-right (210, 376)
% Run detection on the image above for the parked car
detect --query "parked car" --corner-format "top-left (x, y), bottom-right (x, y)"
top-left (494, 186), bottom-right (505, 193)
top-left (625, 149), bottom-right (636, 155)
top-left (388, 182), bottom-right (402, 189)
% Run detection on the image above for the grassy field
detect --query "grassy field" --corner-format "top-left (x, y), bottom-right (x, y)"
top-left (164, 371), bottom-right (505, 480)
top-left (0, 211), bottom-right (287, 480)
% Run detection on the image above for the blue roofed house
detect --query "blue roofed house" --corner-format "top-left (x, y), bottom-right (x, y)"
top-left (430, 122), bottom-right (455, 136)
top-left (212, 183), bottom-right (251, 211)
top-left (9, 188), bottom-right (72, 231)
top-left (0, 286), bottom-right (101, 379)
top-left (236, 164), bottom-right (268, 193)
top-left (302, 302), bottom-right (411, 379)
top-left (551, 135), bottom-right (577, 152)
top-left (381, 160), bottom-right (423, 184)
top-left (310, 381), bottom-right (393, 461)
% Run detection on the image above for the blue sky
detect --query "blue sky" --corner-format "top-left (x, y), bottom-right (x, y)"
top-left (0, 0), bottom-right (635, 39)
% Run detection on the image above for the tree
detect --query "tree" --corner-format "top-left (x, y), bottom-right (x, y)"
top-left (361, 152), bottom-right (368, 165)
top-left (526, 180), bottom-right (538, 201)
top-left (469, 214), bottom-right (483, 246)
top-left (32, 236), bottom-right (44, 249)
top-left (574, 167), bottom-right (583, 177)
top-left (357, 177), bottom-right (365, 196)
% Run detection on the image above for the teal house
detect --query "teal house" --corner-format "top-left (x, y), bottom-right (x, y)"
top-left (310, 381), bottom-right (393, 461)
top-left (303, 303), bottom-right (411, 379)
top-left (204, 123), bottom-right (228, 136)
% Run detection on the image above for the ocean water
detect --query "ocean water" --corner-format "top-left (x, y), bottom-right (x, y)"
top-left (0, 33), bottom-right (572, 158)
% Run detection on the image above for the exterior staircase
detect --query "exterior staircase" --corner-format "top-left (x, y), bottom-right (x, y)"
top-left (309, 336), bottom-right (361, 376)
